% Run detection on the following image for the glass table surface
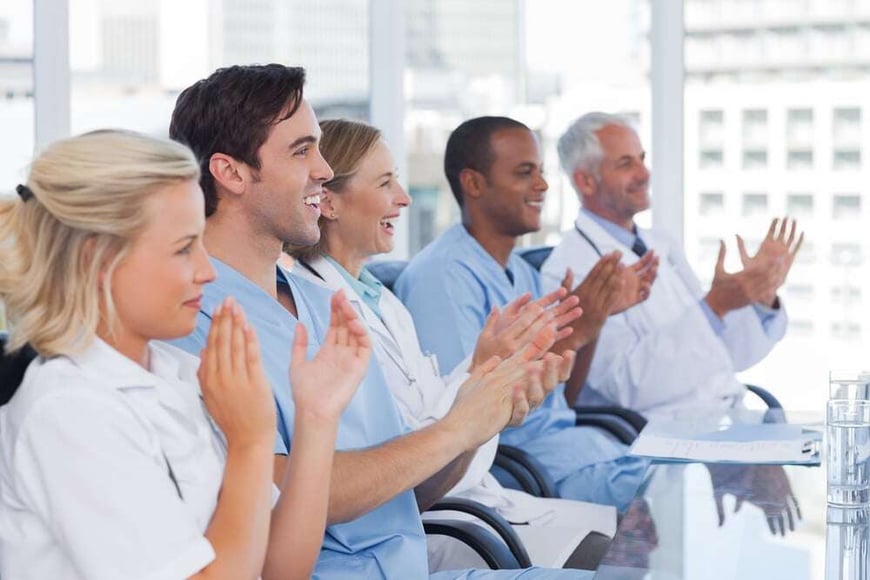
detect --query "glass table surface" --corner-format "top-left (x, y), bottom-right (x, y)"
top-left (592, 410), bottom-right (868, 579)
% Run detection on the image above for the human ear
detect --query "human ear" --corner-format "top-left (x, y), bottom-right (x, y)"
top-left (208, 153), bottom-right (247, 197)
top-left (459, 168), bottom-right (486, 201)
top-left (321, 188), bottom-right (340, 220)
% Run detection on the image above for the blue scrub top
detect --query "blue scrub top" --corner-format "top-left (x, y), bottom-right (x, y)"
top-left (171, 258), bottom-right (428, 579)
top-left (395, 225), bottom-right (576, 448)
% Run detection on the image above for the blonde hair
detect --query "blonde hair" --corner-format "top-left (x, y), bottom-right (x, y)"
top-left (0, 129), bottom-right (200, 357)
top-left (285, 119), bottom-right (381, 261)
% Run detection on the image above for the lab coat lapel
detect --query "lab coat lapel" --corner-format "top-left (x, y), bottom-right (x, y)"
top-left (304, 257), bottom-right (406, 366)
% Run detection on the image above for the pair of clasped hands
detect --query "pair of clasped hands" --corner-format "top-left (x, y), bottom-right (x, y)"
top-left (454, 248), bottom-right (660, 448)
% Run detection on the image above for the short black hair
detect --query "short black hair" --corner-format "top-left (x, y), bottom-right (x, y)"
top-left (443, 116), bottom-right (530, 207)
top-left (169, 64), bottom-right (306, 216)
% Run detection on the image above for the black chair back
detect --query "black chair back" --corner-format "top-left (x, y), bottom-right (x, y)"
top-left (0, 335), bottom-right (37, 405)
top-left (516, 246), bottom-right (554, 272)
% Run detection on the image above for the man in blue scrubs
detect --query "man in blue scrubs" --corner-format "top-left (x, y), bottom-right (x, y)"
top-left (168, 65), bottom-right (586, 578)
top-left (395, 116), bottom-right (649, 509)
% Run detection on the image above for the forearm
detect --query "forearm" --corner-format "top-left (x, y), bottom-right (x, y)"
top-left (564, 339), bottom-right (598, 406)
top-left (413, 448), bottom-right (476, 512)
top-left (195, 444), bottom-right (274, 580)
top-left (327, 418), bottom-right (469, 523)
top-left (264, 414), bottom-right (339, 580)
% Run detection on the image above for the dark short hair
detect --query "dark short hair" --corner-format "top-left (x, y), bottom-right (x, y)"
top-left (443, 116), bottom-right (530, 207)
top-left (169, 64), bottom-right (306, 216)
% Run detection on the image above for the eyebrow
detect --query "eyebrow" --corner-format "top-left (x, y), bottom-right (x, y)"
top-left (173, 234), bottom-right (198, 245)
top-left (515, 161), bottom-right (539, 170)
top-left (376, 171), bottom-right (395, 180)
top-left (289, 135), bottom-right (318, 150)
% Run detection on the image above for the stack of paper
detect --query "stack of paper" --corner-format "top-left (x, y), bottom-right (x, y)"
top-left (629, 422), bottom-right (821, 465)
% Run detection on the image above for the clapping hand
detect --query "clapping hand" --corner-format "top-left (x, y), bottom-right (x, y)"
top-left (736, 217), bottom-right (804, 307)
top-left (289, 290), bottom-right (372, 422)
top-left (612, 250), bottom-right (659, 314)
top-left (198, 297), bottom-right (276, 449)
top-left (471, 288), bottom-right (582, 370)
top-left (558, 252), bottom-right (624, 349)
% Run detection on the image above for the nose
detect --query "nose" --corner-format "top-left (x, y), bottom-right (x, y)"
top-left (396, 183), bottom-right (412, 207)
top-left (535, 172), bottom-right (548, 192)
top-left (637, 161), bottom-right (650, 183)
top-left (313, 148), bottom-right (335, 183)
top-left (194, 242), bottom-right (217, 285)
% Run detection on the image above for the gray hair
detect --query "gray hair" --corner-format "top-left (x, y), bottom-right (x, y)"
top-left (557, 112), bottom-right (636, 182)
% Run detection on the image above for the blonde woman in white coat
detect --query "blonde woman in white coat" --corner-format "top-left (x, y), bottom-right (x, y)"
top-left (0, 130), bottom-right (370, 580)
top-left (289, 119), bottom-right (618, 571)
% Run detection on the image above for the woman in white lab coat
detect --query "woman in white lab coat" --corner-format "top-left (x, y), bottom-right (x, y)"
top-left (0, 130), bottom-right (369, 580)
top-left (288, 119), bottom-right (618, 570)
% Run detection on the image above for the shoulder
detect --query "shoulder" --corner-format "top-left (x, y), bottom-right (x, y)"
top-left (1, 357), bottom-right (146, 454)
top-left (398, 231), bottom-right (478, 292)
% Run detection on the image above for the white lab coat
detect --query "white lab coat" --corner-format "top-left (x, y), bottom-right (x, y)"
top-left (0, 339), bottom-right (224, 580)
top-left (540, 211), bottom-right (787, 418)
top-left (293, 256), bottom-right (616, 568)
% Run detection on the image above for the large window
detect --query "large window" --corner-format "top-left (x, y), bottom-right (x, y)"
top-left (69, 0), bottom-right (370, 138)
top-left (0, 1), bottom-right (33, 192)
top-left (683, 0), bottom-right (870, 424)
top-left (403, 0), bottom-right (651, 253)
top-left (0, 0), bottom-right (33, 331)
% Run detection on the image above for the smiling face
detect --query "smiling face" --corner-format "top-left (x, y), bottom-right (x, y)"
top-left (323, 139), bottom-right (410, 264)
top-left (245, 100), bottom-right (334, 247)
top-left (476, 127), bottom-right (548, 236)
top-left (579, 123), bottom-right (650, 229)
top-left (107, 178), bottom-right (216, 352)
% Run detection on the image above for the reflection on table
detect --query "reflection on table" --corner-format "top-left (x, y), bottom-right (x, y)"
top-left (592, 407), bottom-right (832, 579)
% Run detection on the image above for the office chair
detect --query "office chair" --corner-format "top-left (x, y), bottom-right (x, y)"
top-left (0, 334), bottom-right (37, 406)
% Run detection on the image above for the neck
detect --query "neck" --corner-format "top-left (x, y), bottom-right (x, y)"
top-left (96, 325), bottom-right (149, 369)
top-left (584, 207), bottom-right (635, 233)
top-left (324, 236), bottom-right (367, 279)
top-left (204, 208), bottom-right (282, 298)
top-left (462, 214), bottom-right (515, 268)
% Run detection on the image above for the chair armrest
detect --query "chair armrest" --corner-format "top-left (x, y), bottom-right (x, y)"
top-left (423, 519), bottom-right (523, 569)
top-left (563, 531), bottom-right (612, 570)
top-left (574, 405), bottom-right (647, 432)
top-left (574, 413), bottom-right (638, 445)
top-left (745, 384), bottom-right (786, 423)
top-left (428, 497), bottom-right (532, 568)
top-left (745, 384), bottom-right (783, 409)
top-left (493, 444), bottom-right (558, 498)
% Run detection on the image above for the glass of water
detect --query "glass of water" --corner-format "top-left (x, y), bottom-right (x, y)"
top-left (829, 371), bottom-right (870, 401)
top-left (826, 506), bottom-right (870, 580)
top-left (827, 399), bottom-right (870, 506)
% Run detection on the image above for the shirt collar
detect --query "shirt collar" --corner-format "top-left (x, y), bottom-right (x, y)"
top-left (69, 337), bottom-right (171, 390)
top-left (581, 207), bottom-right (642, 249)
top-left (454, 224), bottom-right (521, 287)
top-left (325, 255), bottom-right (384, 312)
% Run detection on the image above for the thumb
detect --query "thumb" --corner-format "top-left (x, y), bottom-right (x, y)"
top-left (561, 267), bottom-right (574, 291)
top-left (290, 322), bottom-right (309, 372)
top-left (484, 305), bottom-right (501, 332)
top-left (715, 240), bottom-right (727, 274)
top-left (736, 235), bottom-right (749, 265)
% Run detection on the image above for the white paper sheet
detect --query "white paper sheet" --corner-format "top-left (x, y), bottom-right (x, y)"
top-left (629, 423), bottom-right (821, 464)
